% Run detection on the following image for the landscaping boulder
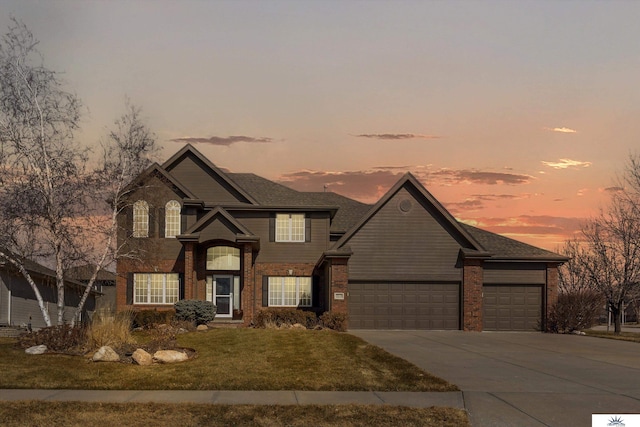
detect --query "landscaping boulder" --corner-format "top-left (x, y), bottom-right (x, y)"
top-left (153, 349), bottom-right (188, 363)
top-left (132, 348), bottom-right (153, 366)
top-left (196, 324), bottom-right (208, 331)
top-left (92, 346), bottom-right (120, 362)
top-left (25, 345), bottom-right (47, 355)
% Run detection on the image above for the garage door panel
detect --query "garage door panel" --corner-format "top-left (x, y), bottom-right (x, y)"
top-left (349, 282), bottom-right (460, 330)
top-left (484, 285), bottom-right (542, 331)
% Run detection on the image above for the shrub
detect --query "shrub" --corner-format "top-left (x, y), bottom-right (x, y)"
top-left (18, 325), bottom-right (86, 352)
top-left (174, 300), bottom-right (216, 325)
top-left (86, 308), bottom-right (134, 350)
top-left (546, 290), bottom-right (603, 333)
top-left (132, 309), bottom-right (175, 329)
top-left (254, 308), bottom-right (318, 329)
top-left (320, 311), bottom-right (348, 332)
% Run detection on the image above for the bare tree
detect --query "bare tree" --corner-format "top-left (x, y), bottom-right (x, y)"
top-left (580, 192), bottom-right (640, 334)
top-left (69, 101), bottom-right (158, 326)
top-left (0, 19), bottom-right (84, 326)
top-left (0, 20), bottom-right (159, 327)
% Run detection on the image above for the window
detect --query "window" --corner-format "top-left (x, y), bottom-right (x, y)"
top-left (165, 200), bottom-right (181, 238)
top-left (134, 273), bottom-right (179, 304)
top-left (275, 213), bottom-right (305, 242)
top-left (133, 200), bottom-right (149, 238)
top-left (206, 246), bottom-right (240, 270)
top-left (268, 276), bottom-right (312, 307)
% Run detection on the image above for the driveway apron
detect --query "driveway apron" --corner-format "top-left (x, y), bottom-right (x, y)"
top-left (351, 330), bottom-right (640, 427)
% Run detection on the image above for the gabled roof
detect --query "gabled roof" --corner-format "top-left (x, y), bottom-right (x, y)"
top-left (179, 206), bottom-right (257, 245)
top-left (124, 163), bottom-right (197, 200)
top-left (334, 172), bottom-right (484, 251)
top-left (163, 144), bottom-right (258, 205)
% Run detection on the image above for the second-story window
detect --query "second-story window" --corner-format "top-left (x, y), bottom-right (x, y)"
top-left (133, 200), bottom-right (149, 238)
top-left (275, 213), bottom-right (305, 242)
top-left (165, 200), bottom-right (181, 238)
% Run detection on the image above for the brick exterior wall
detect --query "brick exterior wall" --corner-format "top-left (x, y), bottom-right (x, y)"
top-left (545, 263), bottom-right (560, 330)
top-left (241, 243), bottom-right (255, 326)
top-left (462, 259), bottom-right (483, 332)
top-left (328, 258), bottom-right (348, 317)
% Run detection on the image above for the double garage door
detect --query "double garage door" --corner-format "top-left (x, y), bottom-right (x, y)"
top-left (348, 282), bottom-right (542, 331)
top-left (348, 282), bottom-right (460, 330)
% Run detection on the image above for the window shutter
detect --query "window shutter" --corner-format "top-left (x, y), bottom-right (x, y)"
top-left (305, 215), bottom-right (311, 242)
top-left (262, 276), bottom-right (269, 307)
top-left (159, 207), bottom-right (166, 237)
top-left (181, 209), bottom-right (188, 233)
top-left (312, 275), bottom-right (320, 308)
top-left (269, 214), bottom-right (275, 242)
top-left (179, 273), bottom-right (185, 300)
top-left (126, 273), bottom-right (134, 305)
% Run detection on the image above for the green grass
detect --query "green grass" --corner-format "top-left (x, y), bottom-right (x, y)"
top-left (584, 330), bottom-right (640, 343)
top-left (0, 329), bottom-right (457, 391)
top-left (0, 401), bottom-right (470, 427)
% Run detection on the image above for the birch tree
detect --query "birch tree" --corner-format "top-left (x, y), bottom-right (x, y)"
top-left (0, 19), bottom-right (83, 326)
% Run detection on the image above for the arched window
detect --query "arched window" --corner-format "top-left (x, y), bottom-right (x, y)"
top-left (132, 200), bottom-right (149, 238)
top-left (206, 246), bottom-right (240, 270)
top-left (165, 200), bottom-right (181, 238)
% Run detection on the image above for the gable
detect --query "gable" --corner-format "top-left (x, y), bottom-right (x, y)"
top-left (182, 208), bottom-right (254, 244)
top-left (340, 186), bottom-right (467, 281)
top-left (163, 147), bottom-right (255, 204)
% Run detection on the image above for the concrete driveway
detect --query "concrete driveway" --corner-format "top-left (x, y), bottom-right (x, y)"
top-left (351, 331), bottom-right (640, 427)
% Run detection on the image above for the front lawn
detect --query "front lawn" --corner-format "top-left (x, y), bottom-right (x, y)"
top-left (0, 401), bottom-right (470, 427)
top-left (0, 329), bottom-right (456, 391)
top-left (584, 330), bottom-right (640, 343)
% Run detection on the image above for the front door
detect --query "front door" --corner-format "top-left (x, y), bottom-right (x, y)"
top-left (209, 275), bottom-right (233, 318)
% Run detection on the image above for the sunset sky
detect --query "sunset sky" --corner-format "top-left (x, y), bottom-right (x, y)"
top-left (2, 0), bottom-right (639, 250)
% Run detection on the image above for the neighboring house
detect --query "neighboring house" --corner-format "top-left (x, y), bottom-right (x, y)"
top-left (66, 264), bottom-right (117, 311)
top-left (0, 256), bottom-right (98, 329)
top-left (116, 144), bottom-right (567, 331)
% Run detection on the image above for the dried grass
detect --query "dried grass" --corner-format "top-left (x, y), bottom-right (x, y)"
top-left (86, 308), bottom-right (135, 350)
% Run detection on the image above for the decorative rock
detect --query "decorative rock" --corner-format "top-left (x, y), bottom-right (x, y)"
top-left (92, 346), bottom-right (120, 362)
top-left (291, 323), bottom-right (307, 330)
top-left (25, 345), bottom-right (47, 355)
top-left (153, 349), bottom-right (188, 363)
top-left (132, 348), bottom-right (153, 366)
top-left (196, 324), bottom-right (208, 331)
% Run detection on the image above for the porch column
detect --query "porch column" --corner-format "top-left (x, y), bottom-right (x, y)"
top-left (462, 259), bottom-right (483, 331)
top-left (184, 242), bottom-right (196, 299)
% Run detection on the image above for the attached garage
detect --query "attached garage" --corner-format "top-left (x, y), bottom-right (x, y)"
top-left (483, 284), bottom-right (542, 331)
top-left (348, 282), bottom-right (460, 330)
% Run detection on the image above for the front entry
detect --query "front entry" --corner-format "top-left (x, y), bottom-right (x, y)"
top-left (207, 275), bottom-right (233, 318)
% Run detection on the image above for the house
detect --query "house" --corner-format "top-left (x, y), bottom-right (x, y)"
top-left (66, 264), bottom-right (117, 311)
top-left (0, 256), bottom-right (98, 330)
top-left (116, 144), bottom-right (567, 331)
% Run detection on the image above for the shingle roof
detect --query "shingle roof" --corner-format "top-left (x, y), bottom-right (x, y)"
top-left (461, 223), bottom-right (567, 261)
top-left (228, 173), bottom-right (371, 233)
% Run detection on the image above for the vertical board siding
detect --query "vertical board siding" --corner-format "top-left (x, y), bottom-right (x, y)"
top-left (0, 277), bottom-right (7, 324)
top-left (345, 187), bottom-right (463, 281)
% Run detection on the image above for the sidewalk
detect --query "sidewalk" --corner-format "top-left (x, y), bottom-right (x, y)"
top-left (0, 389), bottom-right (465, 408)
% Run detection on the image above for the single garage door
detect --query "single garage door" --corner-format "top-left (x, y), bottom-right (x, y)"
top-left (348, 282), bottom-right (460, 330)
top-left (483, 284), bottom-right (542, 331)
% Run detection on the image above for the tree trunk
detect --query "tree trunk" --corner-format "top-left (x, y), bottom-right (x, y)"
top-left (610, 302), bottom-right (622, 335)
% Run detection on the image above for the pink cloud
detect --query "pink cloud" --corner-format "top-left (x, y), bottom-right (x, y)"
top-left (352, 133), bottom-right (443, 140)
